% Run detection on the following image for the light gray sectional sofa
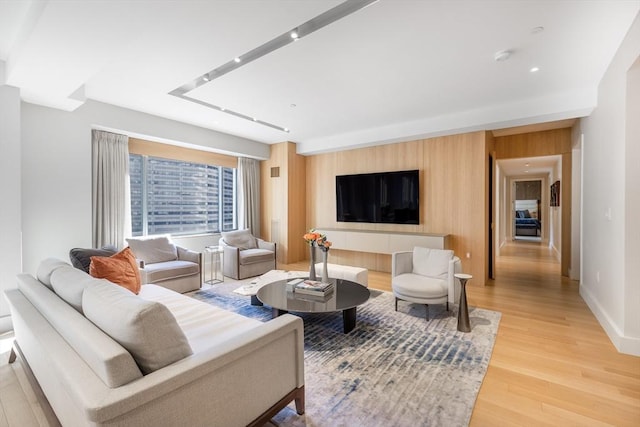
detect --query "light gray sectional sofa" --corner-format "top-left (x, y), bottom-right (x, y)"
top-left (5, 258), bottom-right (305, 426)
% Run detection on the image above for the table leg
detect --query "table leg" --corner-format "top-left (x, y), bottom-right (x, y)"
top-left (457, 279), bottom-right (471, 332)
top-left (343, 307), bottom-right (357, 333)
top-left (272, 307), bottom-right (288, 318)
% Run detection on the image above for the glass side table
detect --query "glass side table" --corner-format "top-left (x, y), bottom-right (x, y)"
top-left (204, 246), bottom-right (224, 285)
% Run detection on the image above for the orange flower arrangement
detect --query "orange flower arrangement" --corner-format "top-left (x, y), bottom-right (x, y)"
top-left (303, 229), bottom-right (332, 251)
top-left (303, 229), bottom-right (322, 246)
top-left (316, 234), bottom-right (332, 252)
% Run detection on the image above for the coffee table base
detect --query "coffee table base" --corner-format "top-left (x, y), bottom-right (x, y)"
top-left (270, 307), bottom-right (358, 334)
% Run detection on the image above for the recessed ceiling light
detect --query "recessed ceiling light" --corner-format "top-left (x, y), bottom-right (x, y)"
top-left (525, 163), bottom-right (530, 167)
top-left (525, 170), bottom-right (529, 173)
top-left (531, 26), bottom-right (544, 34)
top-left (284, 128), bottom-right (290, 132)
top-left (170, 0), bottom-right (379, 133)
top-left (494, 50), bottom-right (512, 62)
top-left (530, 66), bottom-right (540, 73)
top-left (202, 74), bottom-right (210, 82)
top-left (290, 103), bottom-right (297, 108)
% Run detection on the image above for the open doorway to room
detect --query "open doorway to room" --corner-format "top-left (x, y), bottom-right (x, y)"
top-left (514, 180), bottom-right (542, 242)
top-left (490, 122), bottom-right (577, 281)
top-left (495, 154), bottom-right (562, 254)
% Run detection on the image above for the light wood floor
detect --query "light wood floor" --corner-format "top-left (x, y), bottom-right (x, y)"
top-left (1, 241), bottom-right (639, 426)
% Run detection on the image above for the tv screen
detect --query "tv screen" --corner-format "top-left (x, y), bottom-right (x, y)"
top-left (336, 170), bottom-right (419, 224)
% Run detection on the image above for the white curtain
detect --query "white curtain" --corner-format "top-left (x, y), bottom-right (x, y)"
top-left (238, 157), bottom-right (260, 236)
top-left (92, 130), bottom-right (131, 249)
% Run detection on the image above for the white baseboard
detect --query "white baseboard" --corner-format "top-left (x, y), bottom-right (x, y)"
top-left (580, 284), bottom-right (640, 356)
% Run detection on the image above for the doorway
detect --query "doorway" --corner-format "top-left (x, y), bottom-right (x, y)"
top-left (514, 180), bottom-right (542, 242)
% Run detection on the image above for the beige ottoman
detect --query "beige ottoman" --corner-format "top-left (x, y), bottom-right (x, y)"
top-left (314, 263), bottom-right (368, 287)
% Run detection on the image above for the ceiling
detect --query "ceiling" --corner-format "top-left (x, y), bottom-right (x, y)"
top-left (498, 155), bottom-right (560, 177)
top-left (1, 0), bottom-right (638, 155)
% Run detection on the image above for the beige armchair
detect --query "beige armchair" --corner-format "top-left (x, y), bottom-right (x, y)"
top-left (391, 247), bottom-right (461, 320)
top-left (219, 229), bottom-right (276, 280)
top-left (126, 236), bottom-right (202, 293)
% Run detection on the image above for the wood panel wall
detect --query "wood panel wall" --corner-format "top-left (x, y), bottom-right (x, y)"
top-left (128, 138), bottom-right (238, 168)
top-left (260, 142), bottom-right (307, 264)
top-left (495, 128), bottom-right (571, 159)
top-left (494, 127), bottom-right (573, 276)
top-left (304, 131), bottom-right (489, 283)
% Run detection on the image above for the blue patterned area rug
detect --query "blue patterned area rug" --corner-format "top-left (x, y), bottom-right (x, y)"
top-left (192, 281), bottom-right (501, 427)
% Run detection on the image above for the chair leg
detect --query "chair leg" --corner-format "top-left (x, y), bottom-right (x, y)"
top-left (446, 301), bottom-right (449, 312)
top-left (425, 304), bottom-right (429, 321)
top-left (395, 297), bottom-right (398, 311)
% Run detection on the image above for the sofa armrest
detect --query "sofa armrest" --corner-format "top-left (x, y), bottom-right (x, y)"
top-left (257, 239), bottom-right (275, 252)
top-left (221, 244), bottom-right (240, 279)
top-left (392, 251), bottom-right (413, 277)
top-left (82, 314), bottom-right (305, 425)
top-left (176, 246), bottom-right (201, 265)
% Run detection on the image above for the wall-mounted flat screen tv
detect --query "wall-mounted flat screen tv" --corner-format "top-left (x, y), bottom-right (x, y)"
top-left (336, 170), bottom-right (419, 224)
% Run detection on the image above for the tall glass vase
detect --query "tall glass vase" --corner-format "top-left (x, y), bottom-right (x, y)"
top-left (322, 251), bottom-right (329, 283)
top-left (309, 245), bottom-right (317, 281)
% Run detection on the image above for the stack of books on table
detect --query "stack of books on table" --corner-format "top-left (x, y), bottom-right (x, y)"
top-left (289, 279), bottom-right (334, 296)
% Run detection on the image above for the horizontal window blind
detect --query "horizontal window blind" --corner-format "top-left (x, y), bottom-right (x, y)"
top-left (130, 154), bottom-right (236, 236)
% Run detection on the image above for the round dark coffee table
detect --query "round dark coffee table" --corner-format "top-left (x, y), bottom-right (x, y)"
top-left (256, 278), bottom-right (370, 333)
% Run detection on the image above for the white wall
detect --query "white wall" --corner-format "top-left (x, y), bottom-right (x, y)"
top-left (548, 163), bottom-right (561, 259)
top-left (624, 58), bottom-right (640, 343)
top-left (578, 12), bottom-right (640, 355)
top-left (570, 131), bottom-right (582, 281)
top-left (19, 100), bottom-right (269, 276)
top-left (0, 84), bottom-right (22, 332)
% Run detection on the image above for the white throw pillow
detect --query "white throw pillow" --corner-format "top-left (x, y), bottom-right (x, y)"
top-left (83, 280), bottom-right (193, 374)
top-left (221, 229), bottom-right (257, 250)
top-left (126, 235), bottom-right (178, 264)
top-left (412, 247), bottom-right (453, 280)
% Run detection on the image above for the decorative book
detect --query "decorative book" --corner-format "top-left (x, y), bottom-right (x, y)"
top-left (294, 279), bottom-right (334, 296)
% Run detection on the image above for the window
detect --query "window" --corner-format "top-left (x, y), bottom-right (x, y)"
top-left (129, 154), bottom-right (237, 236)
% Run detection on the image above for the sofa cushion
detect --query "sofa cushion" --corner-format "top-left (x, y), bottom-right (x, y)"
top-left (393, 273), bottom-right (448, 298)
top-left (69, 246), bottom-right (118, 273)
top-left (221, 229), bottom-right (257, 250)
top-left (83, 280), bottom-right (193, 374)
top-left (126, 235), bottom-right (178, 264)
top-left (36, 258), bottom-right (69, 290)
top-left (239, 248), bottom-right (274, 265)
top-left (89, 247), bottom-right (141, 294)
top-left (142, 260), bottom-right (199, 283)
top-left (412, 247), bottom-right (453, 280)
top-left (50, 265), bottom-right (107, 313)
top-left (139, 284), bottom-right (262, 353)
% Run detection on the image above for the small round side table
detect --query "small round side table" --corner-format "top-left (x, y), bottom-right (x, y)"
top-left (454, 273), bottom-right (472, 332)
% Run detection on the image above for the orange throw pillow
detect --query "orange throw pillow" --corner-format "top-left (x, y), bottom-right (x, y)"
top-left (89, 247), bottom-right (141, 294)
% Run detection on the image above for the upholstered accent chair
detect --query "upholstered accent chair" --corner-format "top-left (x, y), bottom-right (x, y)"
top-left (391, 247), bottom-right (462, 320)
top-left (126, 236), bottom-right (202, 293)
top-left (219, 229), bottom-right (276, 280)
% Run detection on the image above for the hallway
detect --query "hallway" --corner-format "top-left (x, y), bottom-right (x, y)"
top-left (469, 241), bottom-right (640, 425)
